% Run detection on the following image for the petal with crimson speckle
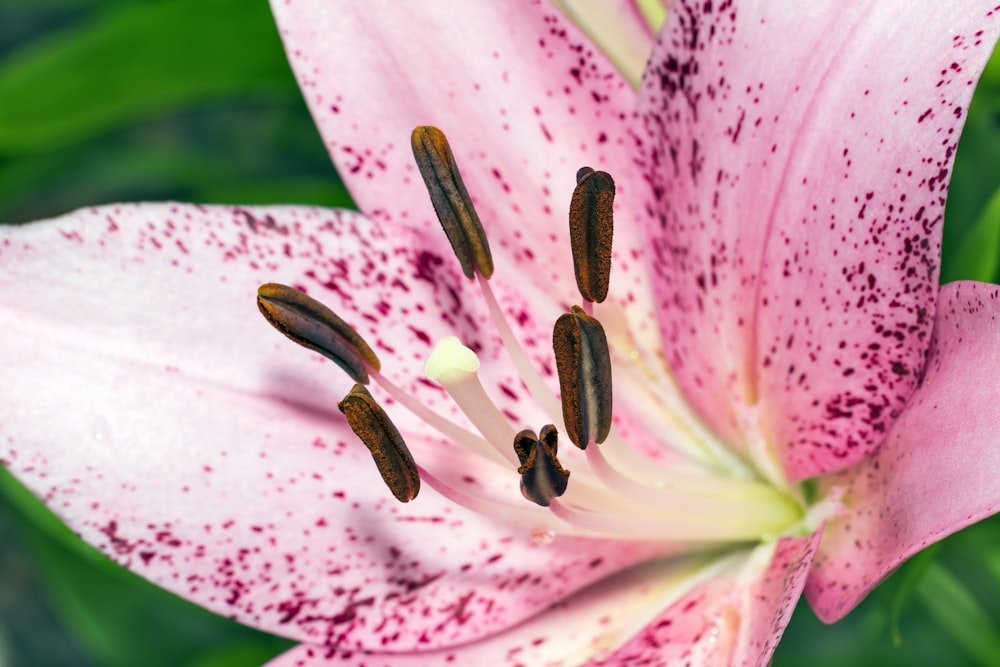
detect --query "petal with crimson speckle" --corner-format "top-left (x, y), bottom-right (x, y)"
top-left (807, 280), bottom-right (1000, 622)
top-left (262, 533), bottom-right (818, 667)
top-left (634, 0), bottom-right (1000, 480)
top-left (0, 204), bottom-right (671, 649)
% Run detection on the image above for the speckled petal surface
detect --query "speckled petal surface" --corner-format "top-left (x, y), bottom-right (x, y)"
top-left (592, 534), bottom-right (819, 667)
top-left (634, 0), bottom-right (1000, 479)
top-left (268, 0), bottom-right (664, 355)
top-left (0, 204), bottom-right (670, 649)
top-left (806, 281), bottom-right (1000, 622)
top-left (264, 533), bottom-right (818, 667)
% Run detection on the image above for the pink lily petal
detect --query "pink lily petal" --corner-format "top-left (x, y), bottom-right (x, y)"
top-left (588, 533), bottom-right (820, 667)
top-left (635, 0), bottom-right (1000, 479)
top-left (806, 280), bottom-right (1000, 622)
top-left (269, 1), bottom-right (663, 354)
top-left (265, 533), bottom-right (819, 667)
top-left (0, 204), bottom-right (670, 649)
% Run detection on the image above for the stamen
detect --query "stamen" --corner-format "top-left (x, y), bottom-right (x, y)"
top-left (553, 306), bottom-right (613, 448)
top-left (367, 369), bottom-right (501, 467)
top-left (513, 425), bottom-right (570, 507)
top-left (254, 137), bottom-right (810, 549)
top-left (337, 384), bottom-right (420, 503)
top-left (548, 497), bottom-right (798, 542)
top-left (583, 442), bottom-right (796, 516)
top-left (257, 283), bottom-right (379, 384)
top-left (569, 167), bottom-right (615, 303)
top-left (418, 465), bottom-right (569, 532)
top-left (411, 126), bottom-right (494, 279)
top-left (476, 274), bottom-right (564, 424)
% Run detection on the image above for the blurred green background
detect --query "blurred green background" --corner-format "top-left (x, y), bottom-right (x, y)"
top-left (2, 1), bottom-right (1000, 665)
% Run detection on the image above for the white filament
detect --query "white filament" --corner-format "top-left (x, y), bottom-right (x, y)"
top-left (356, 269), bottom-right (806, 544)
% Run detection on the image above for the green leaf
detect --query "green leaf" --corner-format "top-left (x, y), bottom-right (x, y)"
top-left (943, 43), bottom-right (1000, 271)
top-left (187, 641), bottom-right (294, 667)
top-left (942, 184), bottom-right (1000, 283)
top-left (0, 0), bottom-right (297, 153)
top-left (0, 99), bottom-right (347, 224)
top-left (887, 544), bottom-right (941, 647)
top-left (0, 467), bottom-right (86, 555)
top-left (199, 178), bottom-right (354, 209)
top-left (916, 563), bottom-right (1000, 667)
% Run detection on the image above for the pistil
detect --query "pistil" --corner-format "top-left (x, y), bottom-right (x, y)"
top-left (424, 336), bottom-right (519, 467)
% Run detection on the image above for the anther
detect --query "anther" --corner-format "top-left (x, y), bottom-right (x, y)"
top-left (338, 384), bottom-right (421, 503)
top-left (257, 283), bottom-right (380, 384)
top-left (569, 168), bottom-right (615, 303)
top-left (552, 306), bottom-right (613, 449)
top-left (411, 126), bottom-right (494, 279)
top-left (513, 425), bottom-right (569, 507)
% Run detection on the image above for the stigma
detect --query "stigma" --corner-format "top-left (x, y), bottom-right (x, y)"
top-left (255, 126), bottom-right (808, 546)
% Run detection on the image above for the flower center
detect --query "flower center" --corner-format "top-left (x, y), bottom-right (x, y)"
top-left (258, 126), bottom-right (816, 550)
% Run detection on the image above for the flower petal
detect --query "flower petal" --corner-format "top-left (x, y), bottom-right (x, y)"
top-left (806, 281), bottom-right (1000, 622)
top-left (0, 204), bottom-right (669, 649)
top-left (635, 0), bottom-right (1000, 479)
top-left (268, 0), bottom-right (661, 346)
top-left (264, 533), bottom-right (819, 667)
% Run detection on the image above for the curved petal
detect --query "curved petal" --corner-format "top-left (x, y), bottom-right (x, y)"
top-left (595, 534), bottom-right (819, 667)
top-left (264, 534), bottom-right (819, 667)
top-left (634, 0), bottom-right (1000, 479)
top-left (268, 0), bottom-right (662, 353)
top-left (0, 204), bottom-right (670, 649)
top-left (806, 281), bottom-right (1000, 622)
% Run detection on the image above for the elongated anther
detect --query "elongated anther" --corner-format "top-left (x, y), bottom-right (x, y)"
top-left (411, 126), bottom-right (494, 279)
top-left (553, 306), bottom-right (613, 448)
top-left (569, 168), bottom-right (615, 303)
top-left (338, 384), bottom-right (421, 503)
top-left (257, 283), bottom-right (380, 384)
top-left (513, 425), bottom-right (569, 507)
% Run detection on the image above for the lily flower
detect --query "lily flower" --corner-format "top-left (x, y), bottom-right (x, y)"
top-left (2, 1), bottom-right (1000, 665)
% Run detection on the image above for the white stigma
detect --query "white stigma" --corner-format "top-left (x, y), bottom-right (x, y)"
top-left (425, 335), bottom-right (480, 384)
top-left (425, 336), bottom-right (518, 467)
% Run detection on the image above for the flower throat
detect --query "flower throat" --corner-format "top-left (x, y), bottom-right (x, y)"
top-left (256, 126), bottom-right (805, 544)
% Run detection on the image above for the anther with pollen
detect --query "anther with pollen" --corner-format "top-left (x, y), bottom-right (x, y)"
top-left (569, 167), bottom-right (615, 303)
top-left (257, 283), bottom-right (380, 384)
top-left (513, 425), bottom-right (569, 507)
top-left (553, 306), bottom-right (613, 449)
top-left (338, 384), bottom-right (421, 503)
top-left (411, 125), bottom-right (494, 279)
top-left (257, 283), bottom-right (418, 502)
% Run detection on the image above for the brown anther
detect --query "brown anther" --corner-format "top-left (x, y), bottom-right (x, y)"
top-left (257, 283), bottom-right (380, 384)
top-left (513, 425), bottom-right (569, 507)
top-left (569, 168), bottom-right (615, 303)
top-left (552, 306), bottom-right (613, 449)
top-left (411, 126), bottom-right (494, 280)
top-left (338, 384), bottom-right (421, 503)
